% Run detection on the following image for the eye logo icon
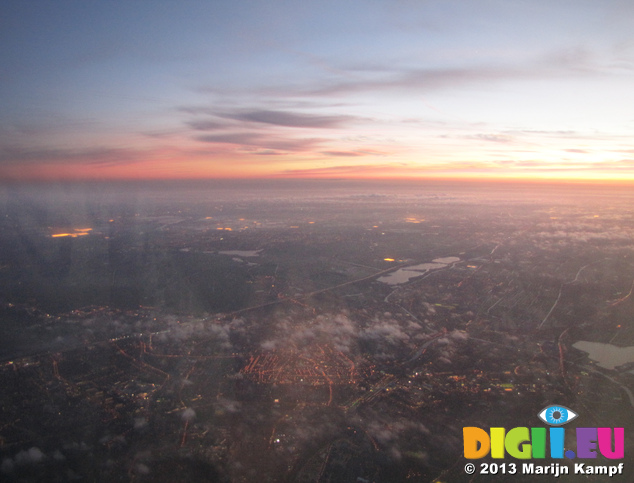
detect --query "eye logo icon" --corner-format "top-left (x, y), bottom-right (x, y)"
top-left (538, 405), bottom-right (578, 426)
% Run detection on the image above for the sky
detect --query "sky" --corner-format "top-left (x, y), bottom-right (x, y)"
top-left (1, 0), bottom-right (634, 182)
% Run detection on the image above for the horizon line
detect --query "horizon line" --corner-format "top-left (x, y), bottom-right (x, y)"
top-left (2, 176), bottom-right (634, 188)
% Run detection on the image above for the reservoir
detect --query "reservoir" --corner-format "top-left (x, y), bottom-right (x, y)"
top-left (378, 257), bottom-right (460, 285)
top-left (573, 340), bottom-right (634, 371)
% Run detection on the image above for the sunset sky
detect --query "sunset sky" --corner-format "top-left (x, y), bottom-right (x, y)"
top-left (1, 0), bottom-right (633, 182)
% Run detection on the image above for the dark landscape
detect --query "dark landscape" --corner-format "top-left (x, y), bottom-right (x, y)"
top-left (1, 180), bottom-right (633, 482)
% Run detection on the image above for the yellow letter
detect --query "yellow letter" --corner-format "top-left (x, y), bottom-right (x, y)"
top-left (490, 427), bottom-right (506, 458)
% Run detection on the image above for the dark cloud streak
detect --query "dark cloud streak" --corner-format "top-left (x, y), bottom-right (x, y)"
top-left (320, 149), bottom-right (387, 157)
top-left (218, 109), bottom-right (353, 128)
top-left (196, 132), bottom-right (323, 152)
top-left (0, 146), bottom-right (145, 167)
top-left (185, 120), bottom-right (226, 131)
top-left (195, 132), bottom-right (261, 146)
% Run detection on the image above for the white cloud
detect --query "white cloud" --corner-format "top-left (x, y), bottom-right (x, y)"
top-left (181, 407), bottom-right (196, 421)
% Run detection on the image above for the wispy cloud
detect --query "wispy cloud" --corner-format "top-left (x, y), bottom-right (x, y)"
top-left (195, 132), bottom-right (261, 146)
top-left (474, 133), bottom-right (514, 143)
top-left (0, 146), bottom-right (145, 167)
top-left (591, 159), bottom-right (634, 170)
top-left (180, 106), bottom-right (359, 133)
top-left (185, 119), bottom-right (227, 131)
top-left (218, 109), bottom-right (354, 128)
top-left (275, 162), bottom-right (498, 178)
top-left (320, 151), bottom-right (362, 157)
top-left (278, 164), bottom-right (401, 177)
top-left (320, 149), bottom-right (387, 157)
top-left (181, 106), bottom-right (361, 156)
top-left (196, 132), bottom-right (323, 152)
top-left (197, 46), bottom-right (614, 104)
top-left (273, 157), bottom-right (634, 178)
top-left (244, 149), bottom-right (289, 156)
top-left (193, 63), bottom-right (528, 100)
top-left (309, 65), bottom-right (522, 96)
top-left (503, 159), bottom-right (634, 172)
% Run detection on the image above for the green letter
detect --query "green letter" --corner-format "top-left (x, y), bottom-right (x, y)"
top-left (505, 427), bottom-right (531, 459)
top-left (531, 428), bottom-right (546, 458)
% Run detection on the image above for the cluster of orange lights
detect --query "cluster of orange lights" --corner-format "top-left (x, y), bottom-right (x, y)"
top-left (51, 228), bottom-right (93, 238)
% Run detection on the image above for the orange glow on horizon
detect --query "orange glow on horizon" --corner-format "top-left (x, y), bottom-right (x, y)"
top-left (2, 156), bottom-right (634, 186)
